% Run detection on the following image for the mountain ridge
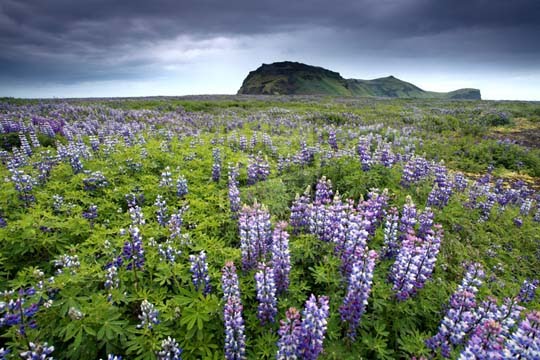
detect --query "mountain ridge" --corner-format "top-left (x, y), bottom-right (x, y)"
top-left (237, 61), bottom-right (481, 100)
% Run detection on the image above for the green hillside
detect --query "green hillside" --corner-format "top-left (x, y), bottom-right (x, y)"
top-left (238, 61), bottom-right (481, 99)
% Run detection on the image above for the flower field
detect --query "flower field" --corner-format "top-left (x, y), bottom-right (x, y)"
top-left (0, 96), bottom-right (539, 359)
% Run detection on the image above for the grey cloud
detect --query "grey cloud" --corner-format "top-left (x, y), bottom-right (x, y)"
top-left (0, 0), bottom-right (539, 87)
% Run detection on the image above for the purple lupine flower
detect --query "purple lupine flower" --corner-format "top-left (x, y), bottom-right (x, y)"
top-left (70, 154), bottom-right (83, 174)
top-left (247, 152), bottom-right (270, 185)
top-left (340, 250), bottom-right (378, 340)
top-left (104, 265), bottom-right (119, 301)
top-left (518, 279), bottom-right (539, 303)
top-left (176, 176), bottom-right (188, 198)
top-left (137, 300), bottom-right (159, 330)
top-left (290, 190), bottom-right (311, 234)
top-left (453, 172), bottom-right (468, 192)
top-left (390, 225), bottom-right (443, 301)
top-left (339, 213), bottom-right (370, 278)
top-left (239, 135), bottom-right (247, 151)
top-left (168, 207), bottom-right (187, 239)
top-left (19, 132), bottom-right (32, 156)
top-left (154, 195), bottom-right (168, 227)
top-left (159, 166), bottom-right (173, 188)
top-left (329, 197), bottom-right (354, 256)
top-left (0, 215), bottom-right (7, 228)
top-left (277, 307), bottom-right (302, 360)
top-left (417, 207), bottom-right (434, 239)
top-left (375, 142), bottom-right (395, 167)
top-left (308, 200), bottom-right (333, 243)
top-left (238, 203), bottom-right (272, 271)
top-left (212, 148), bottom-right (221, 182)
top-left (399, 196), bottom-right (417, 238)
top-left (224, 296), bottom-right (246, 360)
top-left (20, 342), bottom-right (54, 360)
top-left (0, 288), bottom-right (41, 336)
top-left (9, 168), bottom-right (37, 206)
top-left (328, 129), bottom-right (338, 151)
top-left (83, 204), bottom-right (98, 228)
top-left (122, 225), bottom-right (145, 270)
top-left (315, 176), bottom-right (333, 204)
top-left (358, 188), bottom-right (389, 235)
top-left (401, 156), bottom-right (430, 187)
top-left (125, 191), bottom-right (144, 208)
top-left (478, 192), bottom-right (497, 222)
top-left (459, 320), bottom-right (506, 360)
top-left (357, 137), bottom-right (372, 171)
top-left (228, 174), bottom-right (241, 217)
top-left (53, 254), bottom-right (80, 275)
top-left (298, 294), bottom-right (330, 360)
top-left (255, 262), bottom-right (277, 325)
top-left (157, 336), bottom-right (183, 360)
top-left (157, 238), bottom-right (182, 264)
top-left (426, 262), bottom-right (486, 357)
top-left (493, 297), bottom-right (524, 338)
top-left (505, 310), bottom-right (540, 358)
top-left (299, 140), bottom-right (315, 166)
top-left (189, 251), bottom-right (211, 296)
top-left (428, 177), bottom-right (454, 209)
top-left (249, 133), bottom-right (258, 150)
top-left (382, 207), bottom-right (400, 259)
top-left (0, 348), bottom-right (9, 360)
top-left (271, 222), bottom-right (291, 294)
top-left (129, 205), bottom-right (145, 226)
top-left (221, 261), bottom-right (240, 301)
top-left (83, 171), bottom-right (108, 191)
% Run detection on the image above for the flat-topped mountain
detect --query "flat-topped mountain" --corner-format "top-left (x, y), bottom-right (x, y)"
top-left (237, 61), bottom-right (481, 100)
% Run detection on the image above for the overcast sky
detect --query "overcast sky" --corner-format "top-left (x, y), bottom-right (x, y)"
top-left (1, 0), bottom-right (539, 100)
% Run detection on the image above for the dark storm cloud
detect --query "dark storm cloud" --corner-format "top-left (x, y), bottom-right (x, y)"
top-left (0, 0), bottom-right (539, 84)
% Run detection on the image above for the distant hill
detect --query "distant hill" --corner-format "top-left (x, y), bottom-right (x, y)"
top-left (238, 61), bottom-right (481, 100)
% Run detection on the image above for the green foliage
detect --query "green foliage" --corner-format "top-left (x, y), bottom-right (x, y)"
top-left (0, 96), bottom-right (539, 359)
